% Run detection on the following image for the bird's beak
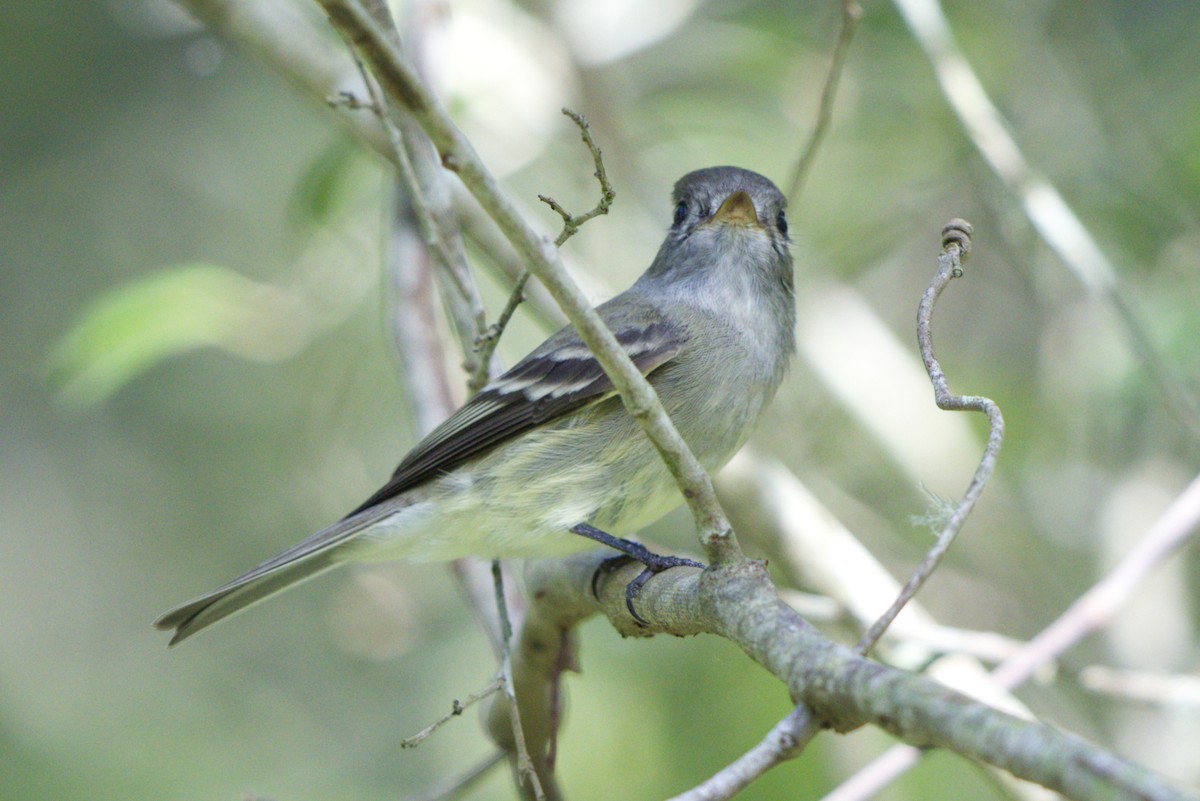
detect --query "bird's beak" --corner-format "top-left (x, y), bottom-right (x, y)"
top-left (705, 190), bottom-right (761, 229)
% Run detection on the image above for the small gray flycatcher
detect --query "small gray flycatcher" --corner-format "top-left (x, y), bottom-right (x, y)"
top-left (156, 166), bottom-right (795, 644)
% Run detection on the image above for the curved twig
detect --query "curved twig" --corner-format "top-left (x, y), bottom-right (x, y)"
top-left (856, 220), bottom-right (1004, 655)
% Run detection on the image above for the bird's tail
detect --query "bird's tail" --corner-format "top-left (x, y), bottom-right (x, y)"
top-left (155, 507), bottom-right (390, 646)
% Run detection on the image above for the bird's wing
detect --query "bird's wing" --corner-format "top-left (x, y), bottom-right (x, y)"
top-left (345, 317), bottom-right (685, 517)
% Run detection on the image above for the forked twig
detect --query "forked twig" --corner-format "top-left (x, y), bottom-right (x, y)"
top-left (469, 108), bottom-right (615, 394)
top-left (538, 109), bottom-right (616, 245)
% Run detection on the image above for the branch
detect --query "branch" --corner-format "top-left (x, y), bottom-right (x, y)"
top-left (400, 678), bottom-right (503, 748)
top-left (336, 30), bottom-right (487, 387)
top-left (536, 109), bottom-right (616, 246)
top-left (719, 453), bottom-right (1061, 801)
top-left (786, 0), bottom-right (862, 204)
top-left (470, 108), bottom-right (615, 395)
top-left (174, 0), bottom-right (566, 356)
top-left (518, 550), bottom-right (1196, 801)
top-left (318, 0), bottom-right (740, 564)
top-left (821, 471), bottom-right (1200, 800)
top-left (856, 219), bottom-right (1004, 655)
top-left (491, 561), bottom-right (547, 801)
top-left (666, 707), bottom-right (820, 801)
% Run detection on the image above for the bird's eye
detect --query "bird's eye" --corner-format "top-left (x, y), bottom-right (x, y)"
top-left (673, 202), bottom-right (688, 227)
top-left (776, 210), bottom-right (789, 239)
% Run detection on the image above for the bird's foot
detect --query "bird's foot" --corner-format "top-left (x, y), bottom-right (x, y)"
top-left (571, 523), bottom-right (704, 624)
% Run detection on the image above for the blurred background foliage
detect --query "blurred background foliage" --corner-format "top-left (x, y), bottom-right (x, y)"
top-left (3, 0), bottom-right (1199, 799)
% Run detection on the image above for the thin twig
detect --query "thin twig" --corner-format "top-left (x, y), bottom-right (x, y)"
top-left (472, 270), bottom-right (532, 381)
top-left (667, 706), bottom-right (820, 801)
top-left (493, 560), bottom-right (546, 801)
top-left (400, 678), bottom-right (505, 748)
top-left (336, 26), bottom-right (487, 376)
top-left (470, 108), bottom-right (615, 395)
top-left (856, 219), bottom-right (1003, 656)
top-left (452, 185), bottom-right (568, 331)
top-left (539, 109), bottom-right (617, 246)
top-left (786, 0), bottom-right (862, 204)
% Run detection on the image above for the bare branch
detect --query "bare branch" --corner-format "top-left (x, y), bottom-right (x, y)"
top-left (491, 560), bottom-right (547, 801)
top-left (471, 270), bottom-right (532, 391)
top-left (786, 0), bottom-right (862, 204)
top-left (823, 470), bottom-right (1200, 800)
top-left (470, 108), bottom-right (615, 395)
top-left (856, 220), bottom-right (1003, 655)
top-left (519, 551), bottom-right (1196, 801)
top-left (400, 678), bottom-right (504, 748)
top-left (331, 13), bottom-right (488, 380)
top-left (667, 707), bottom-right (819, 801)
top-left (538, 109), bottom-right (616, 247)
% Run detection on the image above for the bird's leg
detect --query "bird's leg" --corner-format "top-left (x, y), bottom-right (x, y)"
top-left (569, 523), bottom-right (704, 623)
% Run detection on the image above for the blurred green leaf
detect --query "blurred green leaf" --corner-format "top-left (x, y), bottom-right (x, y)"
top-left (287, 136), bottom-right (366, 233)
top-left (49, 264), bottom-right (260, 406)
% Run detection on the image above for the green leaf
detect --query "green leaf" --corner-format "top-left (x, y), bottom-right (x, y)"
top-left (287, 137), bottom-right (365, 232)
top-left (49, 264), bottom-right (261, 406)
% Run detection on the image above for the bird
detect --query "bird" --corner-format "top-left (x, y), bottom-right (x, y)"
top-left (155, 166), bottom-right (795, 645)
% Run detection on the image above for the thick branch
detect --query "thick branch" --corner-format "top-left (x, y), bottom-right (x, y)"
top-left (517, 552), bottom-right (1196, 801)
